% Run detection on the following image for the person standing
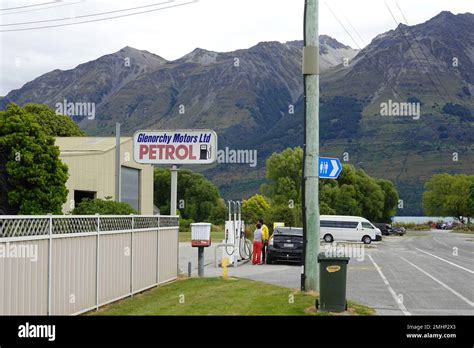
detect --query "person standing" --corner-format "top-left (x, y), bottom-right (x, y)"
top-left (252, 223), bottom-right (263, 265)
top-left (259, 219), bottom-right (269, 264)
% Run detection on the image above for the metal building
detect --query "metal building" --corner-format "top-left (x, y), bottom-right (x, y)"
top-left (55, 137), bottom-right (154, 215)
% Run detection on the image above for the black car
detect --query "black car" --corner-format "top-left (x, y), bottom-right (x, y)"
top-left (391, 226), bottom-right (406, 236)
top-left (266, 227), bottom-right (303, 264)
top-left (374, 223), bottom-right (393, 236)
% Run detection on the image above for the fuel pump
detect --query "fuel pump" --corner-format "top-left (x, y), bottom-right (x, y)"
top-left (223, 200), bottom-right (251, 265)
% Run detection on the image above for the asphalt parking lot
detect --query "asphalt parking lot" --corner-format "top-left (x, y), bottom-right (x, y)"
top-left (179, 230), bottom-right (474, 315)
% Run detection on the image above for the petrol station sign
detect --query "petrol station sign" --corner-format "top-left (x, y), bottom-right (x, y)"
top-left (133, 130), bottom-right (217, 165)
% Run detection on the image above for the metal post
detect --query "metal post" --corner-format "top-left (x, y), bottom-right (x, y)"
top-left (47, 214), bottom-right (52, 315)
top-left (130, 215), bottom-right (134, 296)
top-left (237, 201), bottom-right (242, 233)
top-left (188, 262), bottom-right (192, 277)
top-left (115, 123), bottom-right (121, 202)
top-left (156, 215), bottom-right (161, 284)
top-left (170, 165), bottom-right (178, 216)
top-left (198, 247), bottom-right (204, 277)
top-left (232, 201), bottom-right (237, 265)
top-left (95, 214), bottom-right (100, 310)
top-left (302, 0), bottom-right (320, 292)
top-left (236, 201), bottom-right (242, 257)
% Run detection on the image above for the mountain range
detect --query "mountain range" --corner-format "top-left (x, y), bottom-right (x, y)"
top-left (1, 11), bottom-right (473, 215)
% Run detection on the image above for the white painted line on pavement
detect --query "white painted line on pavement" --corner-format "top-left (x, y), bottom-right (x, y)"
top-left (368, 254), bottom-right (411, 316)
top-left (400, 256), bottom-right (474, 307)
top-left (433, 237), bottom-right (474, 254)
top-left (415, 248), bottom-right (474, 274)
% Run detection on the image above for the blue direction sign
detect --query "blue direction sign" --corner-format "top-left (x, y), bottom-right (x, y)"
top-left (319, 157), bottom-right (342, 179)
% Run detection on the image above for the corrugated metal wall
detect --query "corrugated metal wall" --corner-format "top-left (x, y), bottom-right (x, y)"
top-left (0, 216), bottom-right (179, 316)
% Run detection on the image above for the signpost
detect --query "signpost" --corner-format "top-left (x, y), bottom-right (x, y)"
top-left (133, 129), bottom-right (218, 276)
top-left (318, 157), bottom-right (342, 179)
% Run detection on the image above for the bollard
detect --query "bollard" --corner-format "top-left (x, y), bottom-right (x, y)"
top-left (198, 246), bottom-right (205, 277)
top-left (188, 262), bottom-right (192, 277)
top-left (222, 257), bottom-right (229, 279)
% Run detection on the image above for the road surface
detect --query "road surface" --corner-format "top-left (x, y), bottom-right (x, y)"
top-left (179, 230), bottom-right (474, 315)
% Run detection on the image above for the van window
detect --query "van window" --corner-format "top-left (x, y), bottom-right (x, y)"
top-left (321, 221), bottom-right (358, 229)
top-left (362, 222), bottom-right (374, 229)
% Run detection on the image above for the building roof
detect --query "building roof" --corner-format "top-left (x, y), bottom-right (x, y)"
top-left (55, 137), bottom-right (132, 156)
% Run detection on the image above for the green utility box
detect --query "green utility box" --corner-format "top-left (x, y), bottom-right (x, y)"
top-left (316, 253), bottom-right (350, 312)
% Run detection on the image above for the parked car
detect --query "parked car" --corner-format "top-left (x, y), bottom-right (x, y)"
top-left (320, 215), bottom-right (381, 244)
top-left (374, 223), bottom-right (393, 236)
top-left (443, 221), bottom-right (461, 230)
top-left (391, 226), bottom-right (406, 236)
top-left (266, 227), bottom-right (303, 264)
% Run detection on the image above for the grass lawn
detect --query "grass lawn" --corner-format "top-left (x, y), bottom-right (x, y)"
top-left (179, 231), bottom-right (224, 242)
top-left (89, 277), bottom-right (374, 316)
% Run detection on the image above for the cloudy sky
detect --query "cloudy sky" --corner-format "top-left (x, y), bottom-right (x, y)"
top-left (0, 0), bottom-right (472, 95)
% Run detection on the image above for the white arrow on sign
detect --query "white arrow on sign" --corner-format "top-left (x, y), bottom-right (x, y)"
top-left (329, 159), bottom-right (340, 177)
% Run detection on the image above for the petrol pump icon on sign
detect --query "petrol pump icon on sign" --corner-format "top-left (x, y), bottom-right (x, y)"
top-left (200, 145), bottom-right (212, 160)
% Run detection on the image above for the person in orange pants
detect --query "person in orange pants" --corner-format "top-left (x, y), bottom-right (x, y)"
top-left (252, 223), bottom-right (263, 265)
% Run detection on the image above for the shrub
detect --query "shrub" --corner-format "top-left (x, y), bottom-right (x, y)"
top-left (72, 198), bottom-right (137, 215)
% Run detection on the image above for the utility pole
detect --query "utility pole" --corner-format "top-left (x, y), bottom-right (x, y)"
top-left (170, 165), bottom-right (178, 216)
top-left (302, 0), bottom-right (320, 292)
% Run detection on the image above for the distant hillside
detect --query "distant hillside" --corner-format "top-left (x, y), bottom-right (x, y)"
top-left (1, 12), bottom-right (473, 215)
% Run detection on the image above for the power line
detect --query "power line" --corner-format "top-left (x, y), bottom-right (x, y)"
top-left (0, 1), bottom-right (172, 26)
top-left (323, 0), bottom-right (362, 50)
top-left (330, 1), bottom-right (366, 48)
top-left (0, 1), bottom-right (83, 17)
top-left (384, 1), bottom-right (449, 98)
top-left (393, 0), bottom-right (452, 100)
top-left (384, 1), bottom-right (449, 100)
top-left (0, 0), bottom-right (198, 32)
top-left (0, 1), bottom-right (58, 12)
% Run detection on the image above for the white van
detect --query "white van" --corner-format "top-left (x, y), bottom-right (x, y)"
top-left (320, 215), bottom-right (382, 244)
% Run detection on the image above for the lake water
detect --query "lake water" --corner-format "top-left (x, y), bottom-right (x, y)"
top-left (392, 216), bottom-right (455, 224)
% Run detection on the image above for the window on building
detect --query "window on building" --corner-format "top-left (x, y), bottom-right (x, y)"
top-left (74, 190), bottom-right (96, 206)
top-left (121, 166), bottom-right (140, 212)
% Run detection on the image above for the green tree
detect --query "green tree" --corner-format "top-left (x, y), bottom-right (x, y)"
top-left (242, 194), bottom-right (270, 224)
top-left (352, 169), bottom-right (385, 222)
top-left (261, 147), bottom-right (303, 205)
top-left (154, 168), bottom-right (222, 223)
top-left (209, 198), bottom-right (227, 225)
top-left (320, 201), bottom-right (336, 215)
top-left (332, 184), bottom-right (362, 216)
top-left (72, 197), bottom-right (137, 215)
top-left (376, 179), bottom-right (399, 222)
top-left (468, 183), bottom-right (474, 224)
top-left (0, 103), bottom-right (69, 214)
top-left (260, 147), bottom-right (395, 222)
top-left (264, 204), bottom-right (301, 230)
top-left (423, 174), bottom-right (474, 221)
top-left (23, 103), bottom-right (85, 136)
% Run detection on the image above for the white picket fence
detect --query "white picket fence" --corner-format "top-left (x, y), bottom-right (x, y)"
top-left (0, 214), bottom-right (179, 315)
